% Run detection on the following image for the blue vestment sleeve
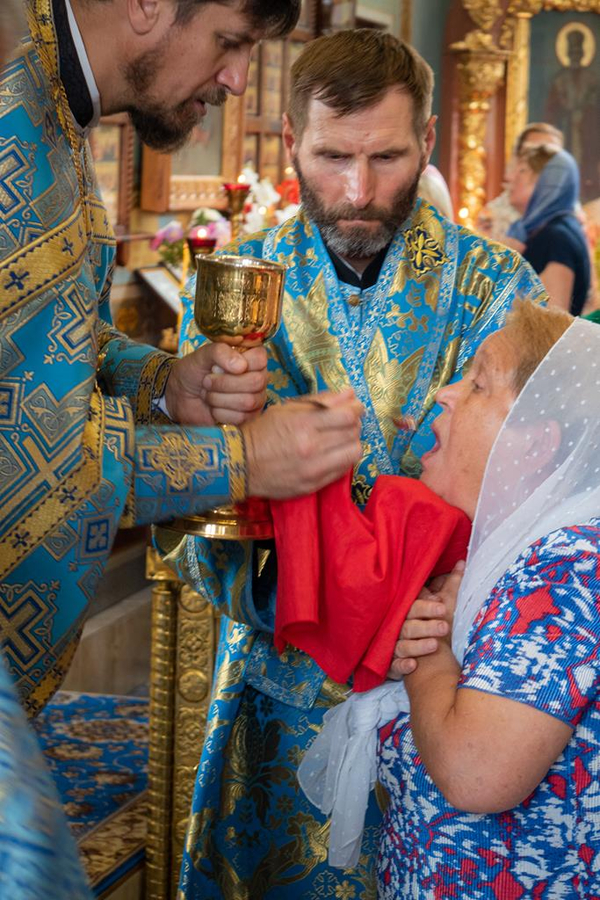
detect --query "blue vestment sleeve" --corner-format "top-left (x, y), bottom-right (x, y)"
top-left (97, 299), bottom-right (249, 527)
top-left (0, 654), bottom-right (93, 899)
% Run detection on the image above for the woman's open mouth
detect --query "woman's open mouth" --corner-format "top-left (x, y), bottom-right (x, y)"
top-left (421, 431), bottom-right (441, 464)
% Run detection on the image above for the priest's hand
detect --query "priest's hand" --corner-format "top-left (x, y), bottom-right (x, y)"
top-left (242, 389), bottom-right (364, 499)
top-left (164, 343), bottom-right (268, 426)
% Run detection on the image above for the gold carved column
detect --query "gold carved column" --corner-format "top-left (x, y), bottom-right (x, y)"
top-left (145, 548), bottom-right (221, 900)
top-left (451, 31), bottom-right (509, 227)
top-left (502, 12), bottom-right (532, 159)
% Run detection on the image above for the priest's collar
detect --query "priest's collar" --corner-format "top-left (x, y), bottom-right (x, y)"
top-left (325, 243), bottom-right (390, 290)
top-left (53, 0), bottom-right (101, 133)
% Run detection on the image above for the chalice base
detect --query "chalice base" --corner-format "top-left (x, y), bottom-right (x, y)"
top-left (166, 502), bottom-right (273, 540)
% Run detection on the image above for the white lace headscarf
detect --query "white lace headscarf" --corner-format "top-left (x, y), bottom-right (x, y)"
top-left (298, 316), bottom-right (600, 869)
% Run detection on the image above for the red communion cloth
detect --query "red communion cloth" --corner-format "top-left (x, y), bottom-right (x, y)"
top-left (270, 472), bottom-right (471, 692)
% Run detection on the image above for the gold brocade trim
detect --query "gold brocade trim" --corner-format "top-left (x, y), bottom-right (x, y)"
top-left (24, 629), bottom-right (81, 717)
top-left (229, 542), bottom-right (256, 625)
top-left (136, 353), bottom-right (172, 424)
top-left (27, 0), bottom-right (88, 235)
top-left (97, 323), bottom-right (123, 357)
top-left (152, 356), bottom-right (176, 421)
top-left (318, 675), bottom-right (352, 707)
top-left (0, 389), bottom-right (104, 579)
top-left (88, 194), bottom-right (116, 246)
top-left (0, 209), bottom-right (86, 319)
top-left (222, 425), bottom-right (247, 502)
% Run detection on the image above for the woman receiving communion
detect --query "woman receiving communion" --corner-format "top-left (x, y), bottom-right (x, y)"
top-left (377, 300), bottom-right (600, 898)
top-left (300, 300), bottom-right (600, 899)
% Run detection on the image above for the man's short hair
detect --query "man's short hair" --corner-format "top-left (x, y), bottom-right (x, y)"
top-left (175, 0), bottom-right (299, 34)
top-left (286, 29), bottom-right (434, 141)
top-left (88, 0), bottom-right (300, 37)
top-left (515, 122), bottom-right (564, 155)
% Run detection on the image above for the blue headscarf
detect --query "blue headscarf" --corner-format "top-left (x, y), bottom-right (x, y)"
top-left (508, 149), bottom-right (582, 244)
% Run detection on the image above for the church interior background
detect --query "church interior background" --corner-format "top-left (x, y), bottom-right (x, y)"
top-left (31, 0), bottom-right (600, 898)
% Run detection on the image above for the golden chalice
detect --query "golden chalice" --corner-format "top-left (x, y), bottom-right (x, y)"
top-left (168, 254), bottom-right (286, 540)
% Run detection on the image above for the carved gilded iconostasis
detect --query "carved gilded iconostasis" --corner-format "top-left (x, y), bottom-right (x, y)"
top-left (441, 0), bottom-right (600, 231)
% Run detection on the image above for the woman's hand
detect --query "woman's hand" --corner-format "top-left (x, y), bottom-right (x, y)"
top-left (387, 561), bottom-right (465, 680)
top-left (401, 561), bottom-right (573, 814)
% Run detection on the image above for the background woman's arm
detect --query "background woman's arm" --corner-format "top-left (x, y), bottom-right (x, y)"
top-left (539, 261), bottom-right (574, 312)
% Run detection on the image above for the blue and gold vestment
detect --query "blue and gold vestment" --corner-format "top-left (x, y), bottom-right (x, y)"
top-left (0, 0), bottom-right (246, 715)
top-left (156, 204), bottom-right (546, 899)
top-left (0, 653), bottom-right (92, 898)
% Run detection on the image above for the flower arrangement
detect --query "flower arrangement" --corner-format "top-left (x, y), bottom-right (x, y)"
top-left (150, 168), bottom-right (301, 266)
top-left (150, 219), bottom-right (185, 267)
top-left (239, 166), bottom-right (300, 234)
top-left (188, 207), bottom-right (231, 247)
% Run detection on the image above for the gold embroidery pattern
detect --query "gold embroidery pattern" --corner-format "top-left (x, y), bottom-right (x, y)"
top-left (404, 225), bottom-right (449, 278)
top-left (0, 389), bottom-right (104, 579)
top-left (222, 425), bottom-right (247, 502)
top-left (136, 352), bottom-right (174, 424)
top-left (146, 434), bottom-right (214, 492)
top-left (24, 629), bottom-right (81, 717)
top-left (281, 275), bottom-right (349, 395)
top-left (151, 356), bottom-right (175, 421)
top-left (197, 686), bottom-right (377, 899)
top-left (363, 332), bottom-right (425, 453)
top-left (0, 209), bottom-right (87, 319)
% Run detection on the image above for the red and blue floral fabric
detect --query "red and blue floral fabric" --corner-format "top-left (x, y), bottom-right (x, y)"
top-left (378, 520), bottom-right (600, 899)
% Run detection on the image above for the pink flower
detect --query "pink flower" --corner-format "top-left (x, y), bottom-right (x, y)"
top-left (150, 219), bottom-right (184, 250)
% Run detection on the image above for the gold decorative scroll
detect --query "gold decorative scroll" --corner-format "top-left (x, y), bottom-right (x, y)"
top-left (145, 549), bottom-right (178, 900)
top-left (145, 548), bottom-right (221, 899)
top-left (451, 31), bottom-right (509, 227)
top-left (462, 0), bottom-right (504, 31)
top-left (507, 0), bottom-right (599, 11)
top-left (171, 583), bottom-right (221, 896)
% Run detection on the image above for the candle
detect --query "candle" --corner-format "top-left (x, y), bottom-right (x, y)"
top-left (187, 235), bottom-right (217, 256)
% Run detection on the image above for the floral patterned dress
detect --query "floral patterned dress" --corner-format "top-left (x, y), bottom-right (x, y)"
top-left (378, 521), bottom-right (600, 899)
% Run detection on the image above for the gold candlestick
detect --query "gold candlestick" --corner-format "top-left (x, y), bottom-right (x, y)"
top-left (168, 254), bottom-right (286, 540)
top-left (224, 182), bottom-right (251, 241)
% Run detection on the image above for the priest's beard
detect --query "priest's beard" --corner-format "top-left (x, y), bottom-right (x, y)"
top-left (123, 46), bottom-right (227, 152)
top-left (295, 158), bottom-right (423, 261)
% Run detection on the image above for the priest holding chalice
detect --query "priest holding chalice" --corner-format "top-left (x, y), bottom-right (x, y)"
top-left (164, 251), bottom-right (364, 542)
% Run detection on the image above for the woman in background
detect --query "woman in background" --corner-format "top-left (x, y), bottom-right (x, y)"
top-left (506, 145), bottom-right (590, 315)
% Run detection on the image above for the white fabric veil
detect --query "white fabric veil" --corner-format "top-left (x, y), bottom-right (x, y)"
top-left (454, 316), bottom-right (600, 653)
top-left (298, 316), bottom-right (600, 869)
